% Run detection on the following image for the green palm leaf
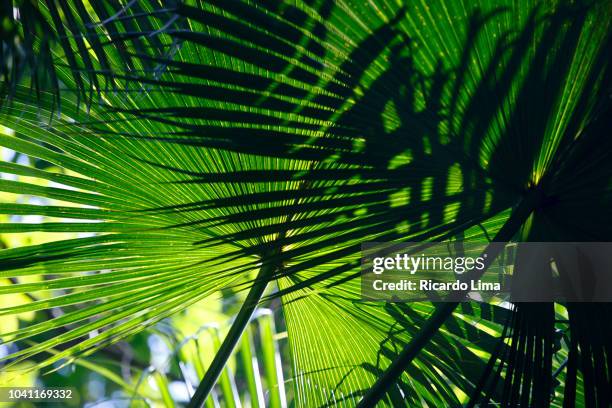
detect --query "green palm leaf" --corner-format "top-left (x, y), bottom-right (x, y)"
top-left (1, 0), bottom-right (610, 406)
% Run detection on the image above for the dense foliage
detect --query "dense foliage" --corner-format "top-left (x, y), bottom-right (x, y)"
top-left (1, 0), bottom-right (610, 406)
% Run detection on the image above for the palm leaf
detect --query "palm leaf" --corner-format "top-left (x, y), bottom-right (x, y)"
top-left (1, 0), bottom-right (610, 407)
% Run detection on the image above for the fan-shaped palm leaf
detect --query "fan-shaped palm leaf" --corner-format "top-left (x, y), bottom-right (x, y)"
top-left (1, 0), bottom-right (610, 407)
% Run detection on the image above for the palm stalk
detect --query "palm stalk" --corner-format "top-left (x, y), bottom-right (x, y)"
top-left (357, 188), bottom-right (542, 406)
top-left (187, 260), bottom-right (277, 408)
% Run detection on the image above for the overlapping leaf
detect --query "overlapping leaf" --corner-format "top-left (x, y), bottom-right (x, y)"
top-left (1, 0), bottom-right (610, 406)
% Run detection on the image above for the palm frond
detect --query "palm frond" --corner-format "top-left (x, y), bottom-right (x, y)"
top-left (0, 0), bottom-right (610, 406)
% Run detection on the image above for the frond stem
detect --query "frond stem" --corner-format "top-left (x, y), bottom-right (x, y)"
top-left (356, 188), bottom-right (542, 407)
top-left (187, 260), bottom-right (278, 408)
